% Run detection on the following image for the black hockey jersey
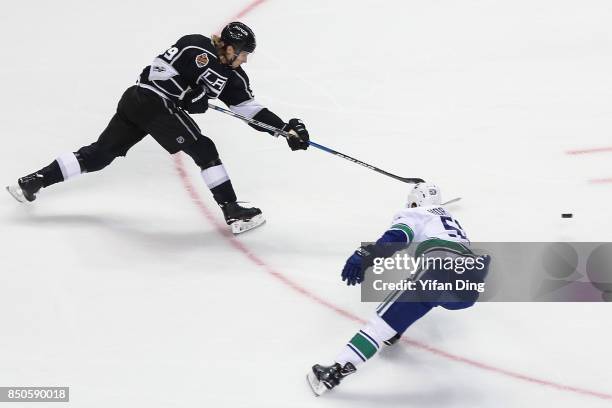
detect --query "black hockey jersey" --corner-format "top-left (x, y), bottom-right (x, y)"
top-left (138, 34), bottom-right (265, 118)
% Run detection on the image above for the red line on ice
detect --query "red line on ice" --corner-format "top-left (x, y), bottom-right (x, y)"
top-left (566, 146), bottom-right (612, 155)
top-left (173, 0), bottom-right (612, 401)
top-left (590, 178), bottom-right (612, 184)
top-left (174, 153), bottom-right (612, 401)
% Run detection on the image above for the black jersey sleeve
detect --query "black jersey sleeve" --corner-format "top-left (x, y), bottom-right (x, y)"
top-left (250, 109), bottom-right (286, 135)
top-left (217, 68), bottom-right (287, 134)
top-left (218, 67), bottom-right (255, 107)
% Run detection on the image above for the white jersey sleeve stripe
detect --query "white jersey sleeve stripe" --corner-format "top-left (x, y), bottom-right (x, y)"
top-left (229, 99), bottom-right (265, 119)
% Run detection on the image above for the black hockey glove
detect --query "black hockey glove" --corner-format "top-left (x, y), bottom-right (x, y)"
top-left (178, 86), bottom-right (209, 114)
top-left (283, 118), bottom-right (309, 151)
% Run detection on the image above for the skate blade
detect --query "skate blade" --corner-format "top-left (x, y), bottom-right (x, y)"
top-left (306, 371), bottom-right (328, 396)
top-left (6, 185), bottom-right (27, 203)
top-left (231, 214), bottom-right (266, 234)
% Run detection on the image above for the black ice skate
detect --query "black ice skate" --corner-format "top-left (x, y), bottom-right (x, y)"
top-left (221, 201), bottom-right (265, 234)
top-left (306, 362), bottom-right (356, 396)
top-left (6, 173), bottom-right (44, 203)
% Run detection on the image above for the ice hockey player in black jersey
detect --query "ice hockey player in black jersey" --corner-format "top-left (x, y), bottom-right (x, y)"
top-left (6, 22), bottom-right (309, 234)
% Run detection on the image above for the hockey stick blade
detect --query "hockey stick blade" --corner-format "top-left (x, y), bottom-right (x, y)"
top-left (306, 141), bottom-right (424, 184)
top-left (441, 197), bottom-right (462, 205)
top-left (397, 177), bottom-right (426, 184)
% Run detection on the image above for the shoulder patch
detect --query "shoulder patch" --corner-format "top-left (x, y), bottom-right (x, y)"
top-left (195, 53), bottom-right (209, 68)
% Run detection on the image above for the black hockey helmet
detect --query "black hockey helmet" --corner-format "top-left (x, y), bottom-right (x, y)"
top-left (221, 21), bottom-right (256, 53)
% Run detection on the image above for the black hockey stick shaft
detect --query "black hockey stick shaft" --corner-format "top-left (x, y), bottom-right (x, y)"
top-left (207, 103), bottom-right (424, 184)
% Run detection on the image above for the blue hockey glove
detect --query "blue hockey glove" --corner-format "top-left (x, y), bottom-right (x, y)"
top-left (341, 247), bottom-right (371, 286)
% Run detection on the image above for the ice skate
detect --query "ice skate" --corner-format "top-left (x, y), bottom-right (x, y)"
top-left (6, 174), bottom-right (44, 203)
top-left (221, 201), bottom-right (265, 234)
top-left (306, 362), bottom-right (356, 396)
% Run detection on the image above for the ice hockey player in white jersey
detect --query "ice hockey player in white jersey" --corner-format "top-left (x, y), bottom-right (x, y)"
top-left (307, 183), bottom-right (490, 396)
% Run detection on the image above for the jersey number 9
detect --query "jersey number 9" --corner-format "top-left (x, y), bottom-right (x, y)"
top-left (164, 47), bottom-right (179, 61)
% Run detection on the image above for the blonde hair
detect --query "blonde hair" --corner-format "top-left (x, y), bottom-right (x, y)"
top-left (212, 34), bottom-right (230, 64)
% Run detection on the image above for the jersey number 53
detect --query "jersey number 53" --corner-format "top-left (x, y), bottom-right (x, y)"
top-left (440, 216), bottom-right (468, 240)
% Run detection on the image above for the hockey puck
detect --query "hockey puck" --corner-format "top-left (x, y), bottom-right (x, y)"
top-left (561, 213), bottom-right (573, 218)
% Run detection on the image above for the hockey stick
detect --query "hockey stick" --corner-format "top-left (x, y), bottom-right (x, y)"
top-left (441, 197), bottom-right (462, 205)
top-left (207, 103), bottom-right (425, 184)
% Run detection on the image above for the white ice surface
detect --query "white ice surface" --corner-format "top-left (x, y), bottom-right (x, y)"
top-left (1, 0), bottom-right (611, 407)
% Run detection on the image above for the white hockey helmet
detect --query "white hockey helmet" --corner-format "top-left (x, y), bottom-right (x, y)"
top-left (406, 182), bottom-right (442, 208)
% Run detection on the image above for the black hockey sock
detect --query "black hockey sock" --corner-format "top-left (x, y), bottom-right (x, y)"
top-left (37, 160), bottom-right (65, 188)
top-left (211, 180), bottom-right (237, 205)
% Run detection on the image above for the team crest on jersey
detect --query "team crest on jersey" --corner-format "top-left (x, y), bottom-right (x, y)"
top-left (198, 68), bottom-right (228, 96)
top-left (195, 53), bottom-right (209, 68)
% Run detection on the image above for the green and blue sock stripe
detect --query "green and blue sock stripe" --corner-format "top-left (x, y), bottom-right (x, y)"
top-left (390, 223), bottom-right (414, 243)
top-left (347, 344), bottom-right (367, 362)
top-left (347, 330), bottom-right (380, 361)
top-left (359, 330), bottom-right (380, 349)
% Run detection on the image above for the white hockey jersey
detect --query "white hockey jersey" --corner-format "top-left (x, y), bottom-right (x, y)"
top-left (388, 205), bottom-right (472, 257)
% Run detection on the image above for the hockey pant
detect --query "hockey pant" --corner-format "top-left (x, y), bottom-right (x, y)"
top-left (40, 86), bottom-right (237, 203)
top-left (335, 255), bottom-right (490, 366)
top-left (376, 254), bottom-right (491, 335)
